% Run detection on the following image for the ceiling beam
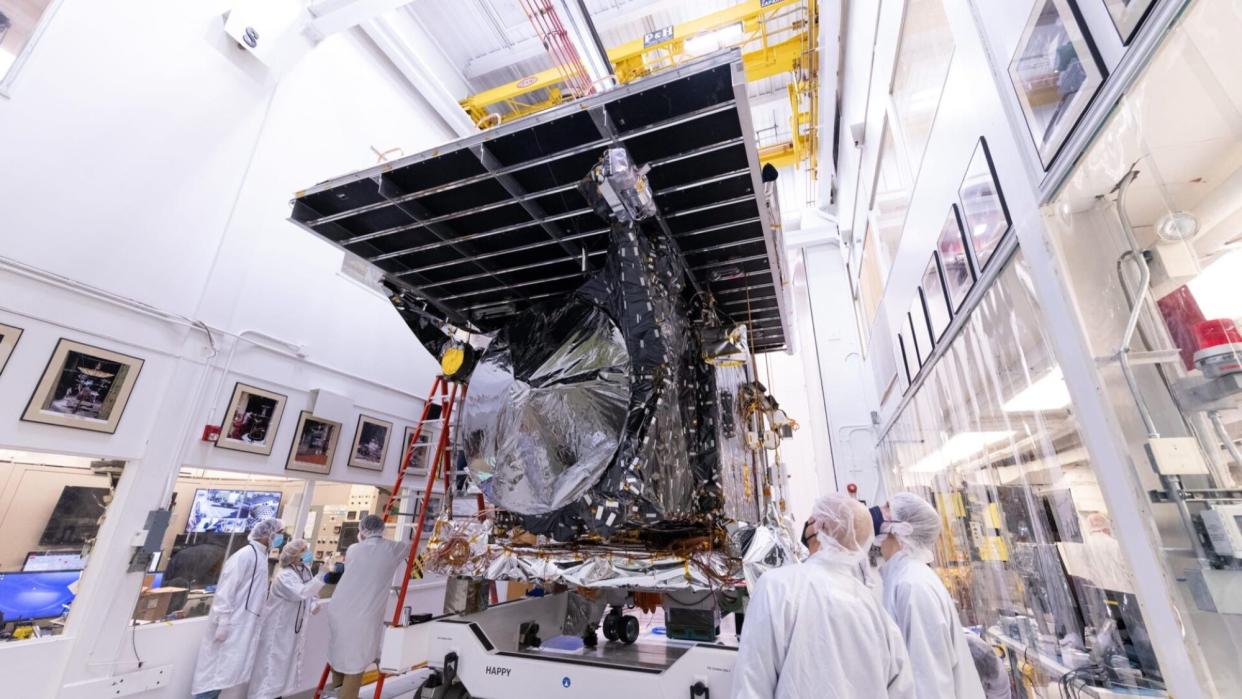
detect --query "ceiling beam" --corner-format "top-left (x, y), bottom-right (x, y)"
top-left (360, 14), bottom-right (476, 137)
top-left (462, 0), bottom-right (682, 79)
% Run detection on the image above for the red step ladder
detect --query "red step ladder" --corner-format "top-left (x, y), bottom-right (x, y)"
top-left (312, 374), bottom-right (468, 699)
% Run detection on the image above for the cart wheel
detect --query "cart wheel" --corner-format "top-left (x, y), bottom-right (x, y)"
top-left (602, 614), bottom-right (619, 641)
top-left (619, 614), bottom-right (640, 645)
top-left (583, 627), bottom-right (598, 649)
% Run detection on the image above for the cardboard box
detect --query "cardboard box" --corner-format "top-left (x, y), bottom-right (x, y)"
top-left (133, 587), bottom-right (187, 622)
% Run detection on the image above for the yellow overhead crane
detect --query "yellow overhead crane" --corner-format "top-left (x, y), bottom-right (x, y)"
top-left (460, 0), bottom-right (819, 174)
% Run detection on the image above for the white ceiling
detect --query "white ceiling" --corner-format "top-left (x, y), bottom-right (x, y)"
top-left (409, 0), bottom-right (749, 91)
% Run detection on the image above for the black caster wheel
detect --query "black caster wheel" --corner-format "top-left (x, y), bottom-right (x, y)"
top-left (619, 614), bottom-right (640, 645)
top-left (602, 614), bottom-right (619, 641)
top-left (583, 627), bottom-right (598, 649)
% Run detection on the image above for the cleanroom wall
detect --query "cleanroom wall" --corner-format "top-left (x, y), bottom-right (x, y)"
top-left (879, 251), bottom-right (1165, 693)
top-left (1041, 0), bottom-right (1242, 689)
top-left (0, 2), bottom-right (452, 697)
top-left (834, 0), bottom-right (1232, 695)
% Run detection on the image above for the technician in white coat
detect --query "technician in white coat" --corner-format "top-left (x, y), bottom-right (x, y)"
top-left (733, 494), bottom-right (915, 699)
top-left (191, 518), bottom-right (284, 699)
top-left (875, 493), bottom-right (985, 699)
top-left (248, 538), bottom-right (327, 699)
top-left (325, 514), bottom-right (409, 699)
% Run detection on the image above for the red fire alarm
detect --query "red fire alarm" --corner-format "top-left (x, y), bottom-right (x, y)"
top-left (847, 483), bottom-right (858, 496)
top-left (202, 424), bottom-right (221, 442)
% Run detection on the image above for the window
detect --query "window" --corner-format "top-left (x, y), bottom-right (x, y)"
top-left (889, 0), bottom-right (955, 177)
top-left (306, 483), bottom-right (385, 565)
top-left (0, 0), bottom-right (60, 89)
top-left (879, 255), bottom-right (1165, 693)
top-left (858, 220), bottom-right (886, 346)
top-left (0, 450), bottom-right (120, 641)
top-left (1042, 2), bottom-right (1242, 688)
top-left (858, 121), bottom-right (915, 343)
top-left (136, 469), bottom-right (306, 625)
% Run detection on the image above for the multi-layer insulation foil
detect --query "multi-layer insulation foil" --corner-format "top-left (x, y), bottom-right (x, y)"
top-left (462, 221), bottom-right (760, 540)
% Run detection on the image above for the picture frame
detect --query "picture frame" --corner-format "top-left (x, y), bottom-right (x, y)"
top-left (0, 322), bottom-right (23, 375)
top-left (22, 338), bottom-right (144, 434)
top-left (421, 494), bottom-right (443, 533)
top-left (958, 138), bottom-right (1011, 272)
top-left (1008, 0), bottom-right (1106, 169)
top-left (215, 382), bottom-right (287, 456)
top-left (898, 333), bottom-right (918, 387)
top-left (286, 411), bottom-right (342, 475)
top-left (348, 414), bottom-right (393, 471)
top-left (1103, 0), bottom-right (1157, 45)
top-left (402, 426), bottom-right (432, 478)
top-left (937, 205), bottom-right (975, 312)
top-left (896, 333), bottom-right (912, 388)
top-left (908, 296), bottom-right (933, 366)
top-left (920, 254), bottom-right (952, 342)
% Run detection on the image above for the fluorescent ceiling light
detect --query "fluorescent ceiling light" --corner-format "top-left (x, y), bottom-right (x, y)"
top-left (1002, 367), bottom-right (1072, 413)
top-left (907, 431), bottom-right (1013, 473)
top-left (1188, 248), bottom-right (1242, 322)
top-left (684, 23), bottom-right (744, 56)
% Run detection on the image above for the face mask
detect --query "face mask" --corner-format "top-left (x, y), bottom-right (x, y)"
top-left (868, 506), bottom-right (885, 537)
top-left (301, 550), bottom-right (314, 565)
top-left (272, 534), bottom-right (285, 549)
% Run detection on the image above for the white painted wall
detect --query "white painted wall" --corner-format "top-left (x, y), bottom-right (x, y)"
top-left (0, 2), bottom-right (454, 697)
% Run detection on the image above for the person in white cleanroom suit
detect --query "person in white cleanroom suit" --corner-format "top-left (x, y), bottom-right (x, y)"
top-left (247, 538), bottom-right (328, 699)
top-left (875, 493), bottom-right (985, 699)
top-left (191, 518), bottom-right (285, 699)
top-left (732, 493), bottom-right (915, 699)
top-left (325, 514), bottom-right (409, 699)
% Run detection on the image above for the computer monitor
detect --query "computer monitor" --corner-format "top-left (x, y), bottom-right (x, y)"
top-left (184, 489), bottom-right (282, 534)
top-left (0, 571), bottom-right (80, 622)
top-left (22, 551), bottom-right (87, 572)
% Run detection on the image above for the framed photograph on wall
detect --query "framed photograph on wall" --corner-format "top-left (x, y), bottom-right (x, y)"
top-left (958, 138), bottom-right (1012, 271)
top-left (937, 205), bottom-right (975, 311)
top-left (908, 296), bottom-right (933, 366)
top-left (401, 426), bottom-right (432, 477)
top-left (0, 322), bottom-right (23, 375)
top-left (22, 338), bottom-right (143, 433)
top-left (1008, 0), bottom-right (1106, 169)
top-left (896, 333), bottom-right (915, 388)
top-left (920, 254), bottom-right (952, 342)
top-left (1103, 0), bottom-right (1157, 45)
top-left (286, 411), bottom-right (342, 475)
top-left (348, 415), bottom-right (392, 471)
top-left (215, 382), bottom-right (287, 455)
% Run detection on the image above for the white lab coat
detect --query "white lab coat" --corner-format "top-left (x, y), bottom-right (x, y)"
top-left (191, 542), bottom-right (271, 695)
top-left (881, 551), bottom-right (986, 699)
top-left (247, 564), bottom-right (327, 699)
top-left (326, 535), bottom-right (409, 674)
top-left (732, 552), bottom-right (916, 699)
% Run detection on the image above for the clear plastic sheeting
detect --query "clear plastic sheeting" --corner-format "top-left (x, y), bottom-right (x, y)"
top-left (463, 299), bottom-right (631, 516)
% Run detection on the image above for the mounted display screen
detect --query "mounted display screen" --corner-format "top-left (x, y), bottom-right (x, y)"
top-left (185, 489), bottom-right (282, 534)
